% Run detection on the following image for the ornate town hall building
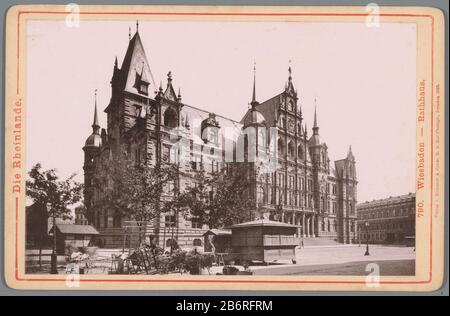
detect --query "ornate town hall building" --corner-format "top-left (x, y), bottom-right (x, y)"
top-left (83, 28), bottom-right (358, 248)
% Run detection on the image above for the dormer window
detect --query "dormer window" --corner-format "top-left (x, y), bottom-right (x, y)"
top-left (139, 83), bottom-right (148, 95)
top-left (201, 113), bottom-right (220, 144)
top-left (134, 70), bottom-right (150, 96)
top-left (208, 128), bottom-right (219, 144)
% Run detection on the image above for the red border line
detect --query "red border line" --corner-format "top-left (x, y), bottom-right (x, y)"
top-left (429, 14), bottom-right (434, 283)
top-left (14, 10), bottom-right (435, 286)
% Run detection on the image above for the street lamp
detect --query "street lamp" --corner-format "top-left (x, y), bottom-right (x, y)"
top-left (48, 203), bottom-right (58, 274)
top-left (364, 221), bottom-right (370, 256)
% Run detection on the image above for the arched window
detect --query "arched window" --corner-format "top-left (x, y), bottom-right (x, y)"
top-left (277, 138), bottom-right (285, 156)
top-left (287, 141), bottom-right (295, 158)
top-left (163, 108), bottom-right (178, 128)
top-left (279, 115), bottom-right (285, 128)
top-left (288, 101), bottom-right (294, 112)
top-left (258, 129), bottom-right (266, 148)
top-left (298, 145), bottom-right (304, 159)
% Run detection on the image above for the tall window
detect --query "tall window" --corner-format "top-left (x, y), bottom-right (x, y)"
top-left (277, 138), bottom-right (285, 157)
top-left (298, 145), bottom-right (304, 159)
top-left (279, 116), bottom-right (286, 129)
top-left (288, 141), bottom-right (295, 159)
top-left (258, 129), bottom-right (266, 148)
top-left (208, 127), bottom-right (219, 144)
top-left (162, 145), bottom-right (171, 162)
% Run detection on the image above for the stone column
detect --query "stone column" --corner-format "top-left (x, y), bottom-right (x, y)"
top-left (302, 213), bottom-right (306, 238)
top-left (311, 214), bottom-right (316, 237)
top-left (281, 212), bottom-right (285, 223)
top-left (306, 216), bottom-right (310, 237)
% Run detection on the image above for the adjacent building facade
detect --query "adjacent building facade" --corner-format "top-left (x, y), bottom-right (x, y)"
top-left (83, 27), bottom-right (358, 248)
top-left (357, 193), bottom-right (415, 244)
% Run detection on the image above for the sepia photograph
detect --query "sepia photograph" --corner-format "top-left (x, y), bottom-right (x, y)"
top-left (3, 4), bottom-right (445, 292)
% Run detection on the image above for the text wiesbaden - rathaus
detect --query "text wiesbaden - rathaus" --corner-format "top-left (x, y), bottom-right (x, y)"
top-left (82, 27), bottom-right (358, 248)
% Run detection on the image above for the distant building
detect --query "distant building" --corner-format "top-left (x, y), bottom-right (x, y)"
top-left (26, 203), bottom-right (75, 249)
top-left (74, 205), bottom-right (89, 225)
top-left (357, 193), bottom-right (415, 244)
top-left (83, 27), bottom-right (358, 248)
top-left (25, 203), bottom-right (49, 249)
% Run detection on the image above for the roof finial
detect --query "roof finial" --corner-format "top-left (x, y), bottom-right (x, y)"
top-left (136, 20), bottom-right (139, 32)
top-left (178, 87), bottom-right (182, 101)
top-left (251, 61), bottom-right (258, 108)
top-left (92, 89), bottom-right (100, 134)
top-left (313, 97), bottom-right (319, 135)
top-left (114, 56), bottom-right (118, 69)
top-left (129, 26), bottom-right (131, 41)
top-left (288, 59), bottom-right (292, 81)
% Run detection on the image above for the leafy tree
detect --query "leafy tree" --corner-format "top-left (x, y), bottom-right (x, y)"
top-left (94, 149), bottom-right (179, 243)
top-left (26, 163), bottom-right (83, 266)
top-left (173, 163), bottom-right (254, 229)
top-left (210, 165), bottom-right (254, 227)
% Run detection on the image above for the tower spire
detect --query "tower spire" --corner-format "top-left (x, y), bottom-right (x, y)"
top-left (313, 97), bottom-right (319, 135)
top-left (92, 89), bottom-right (100, 134)
top-left (250, 61), bottom-right (258, 108)
top-left (288, 59), bottom-right (294, 82)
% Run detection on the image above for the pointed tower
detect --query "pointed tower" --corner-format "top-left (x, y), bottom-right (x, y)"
top-left (105, 27), bottom-right (158, 139)
top-left (242, 63), bottom-right (266, 128)
top-left (251, 63), bottom-right (258, 110)
top-left (83, 90), bottom-right (102, 225)
top-left (312, 99), bottom-right (319, 135)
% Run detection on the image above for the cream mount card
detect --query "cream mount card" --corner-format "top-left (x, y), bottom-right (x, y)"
top-left (3, 5), bottom-right (445, 291)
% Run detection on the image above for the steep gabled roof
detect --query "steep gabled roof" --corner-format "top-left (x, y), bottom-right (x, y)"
top-left (119, 31), bottom-right (156, 95)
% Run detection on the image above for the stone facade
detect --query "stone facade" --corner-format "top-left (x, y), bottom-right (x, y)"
top-left (357, 193), bottom-right (415, 244)
top-left (83, 28), bottom-right (358, 248)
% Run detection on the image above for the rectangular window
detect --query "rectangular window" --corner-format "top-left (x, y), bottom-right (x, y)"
top-left (165, 215), bottom-right (176, 228)
top-left (191, 218), bottom-right (202, 229)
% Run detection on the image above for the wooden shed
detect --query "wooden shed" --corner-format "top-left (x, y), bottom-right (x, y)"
top-left (228, 219), bottom-right (299, 263)
top-left (50, 224), bottom-right (99, 255)
top-left (203, 229), bottom-right (232, 253)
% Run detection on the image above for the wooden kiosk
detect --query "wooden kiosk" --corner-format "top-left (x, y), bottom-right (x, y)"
top-left (228, 219), bottom-right (299, 263)
top-left (203, 229), bottom-right (232, 253)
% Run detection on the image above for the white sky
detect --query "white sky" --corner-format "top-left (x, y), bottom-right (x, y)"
top-left (26, 20), bottom-right (417, 203)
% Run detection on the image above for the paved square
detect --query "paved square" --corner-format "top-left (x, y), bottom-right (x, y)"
top-left (252, 245), bottom-right (415, 276)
